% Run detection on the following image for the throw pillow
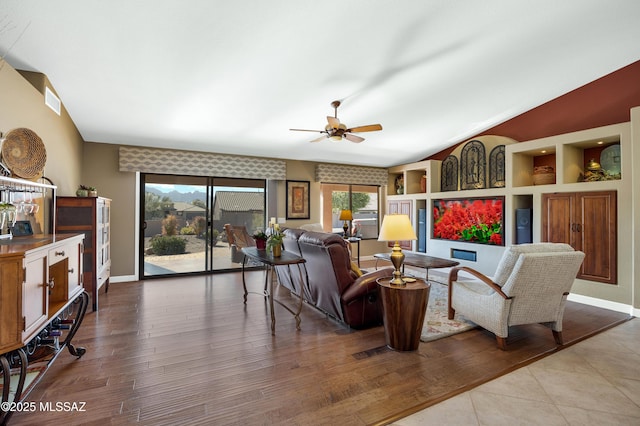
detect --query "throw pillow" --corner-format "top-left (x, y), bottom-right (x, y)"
top-left (351, 261), bottom-right (364, 277)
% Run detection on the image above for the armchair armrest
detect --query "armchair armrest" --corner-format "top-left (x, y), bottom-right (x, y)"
top-left (342, 267), bottom-right (394, 305)
top-left (448, 266), bottom-right (509, 300)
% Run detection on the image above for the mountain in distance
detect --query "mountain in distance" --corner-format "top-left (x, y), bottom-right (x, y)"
top-left (145, 187), bottom-right (206, 203)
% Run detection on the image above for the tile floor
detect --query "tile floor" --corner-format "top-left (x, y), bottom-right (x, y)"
top-left (395, 317), bottom-right (640, 426)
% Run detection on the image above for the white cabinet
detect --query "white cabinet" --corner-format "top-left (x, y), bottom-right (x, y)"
top-left (22, 248), bottom-right (48, 342)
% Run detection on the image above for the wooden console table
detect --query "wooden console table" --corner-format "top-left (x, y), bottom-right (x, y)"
top-left (377, 277), bottom-right (430, 351)
top-left (241, 247), bottom-right (307, 335)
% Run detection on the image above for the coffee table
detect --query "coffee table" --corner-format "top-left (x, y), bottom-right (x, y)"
top-left (374, 252), bottom-right (459, 282)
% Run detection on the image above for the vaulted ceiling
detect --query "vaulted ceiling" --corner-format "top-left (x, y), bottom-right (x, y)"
top-left (2, 1), bottom-right (640, 168)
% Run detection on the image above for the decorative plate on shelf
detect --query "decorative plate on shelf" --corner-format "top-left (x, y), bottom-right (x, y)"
top-left (1, 128), bottom-right (47, 180)
top-left (600, 144), bottom-right (620, 175)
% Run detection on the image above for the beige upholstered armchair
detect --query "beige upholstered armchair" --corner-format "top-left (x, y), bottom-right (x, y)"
top-left (447, 243), bottom-right (585, 350)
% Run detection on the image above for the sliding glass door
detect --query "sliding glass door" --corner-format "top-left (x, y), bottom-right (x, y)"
top-left (140, 173), bottom-right (265, 278)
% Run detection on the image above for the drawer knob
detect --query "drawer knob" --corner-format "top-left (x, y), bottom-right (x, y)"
top-left (55, 250), bottom-right (65, 256)
top-left (68, 268), bottom-right (74, 274)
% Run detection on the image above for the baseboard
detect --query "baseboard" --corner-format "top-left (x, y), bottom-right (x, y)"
top-left (567, 293), bottom-right (636, 316)
top-left (109, 275), bottom-right (138, 284)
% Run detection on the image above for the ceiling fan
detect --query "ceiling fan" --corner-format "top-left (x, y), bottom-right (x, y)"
top-left (290, 100), bottom-right (382, 143)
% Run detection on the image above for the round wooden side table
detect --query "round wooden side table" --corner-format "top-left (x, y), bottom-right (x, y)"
top-left (377, 277), bottom-right (430, 351)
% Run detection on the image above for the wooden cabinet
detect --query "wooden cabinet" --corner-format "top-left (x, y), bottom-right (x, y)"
top-left (1, 234), bottom-right (88, 422)
top-left (0, 234), bottom-right (84, 353)
top-left (56, 196), bottom-right (111, 311)
top-left (542, 190), bottom-right (617, 284)
top-left (387, 200), bottom-right (413, 250)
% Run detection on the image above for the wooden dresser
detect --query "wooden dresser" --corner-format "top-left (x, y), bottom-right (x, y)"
top-left (0, 234), bottom-right (89, 424)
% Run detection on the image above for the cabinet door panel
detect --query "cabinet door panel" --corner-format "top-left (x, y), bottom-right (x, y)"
top-left (0, 257), bottom-right (22, 352)
top-left (541, 193), bottom-right (575, 246)
top-left (577, 191), bottom-right (617, 283)
top-left (387, 200), bottom-right (413, 250)
top-left (23, 253), bottom-right (48, 341)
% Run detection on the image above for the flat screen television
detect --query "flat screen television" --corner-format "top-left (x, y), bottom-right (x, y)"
top-left (432, 196), bottom-right (504, 245)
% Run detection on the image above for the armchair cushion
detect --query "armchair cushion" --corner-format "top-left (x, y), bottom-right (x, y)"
top-left (492, 243), bottom-right (574, 286)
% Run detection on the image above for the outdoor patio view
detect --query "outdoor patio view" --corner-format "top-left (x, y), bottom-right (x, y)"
top-left (141, 174), bottom-right (265, 277)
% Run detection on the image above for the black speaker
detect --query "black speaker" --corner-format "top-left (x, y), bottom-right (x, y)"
top-left (515, 208), bottom-right (532, 244)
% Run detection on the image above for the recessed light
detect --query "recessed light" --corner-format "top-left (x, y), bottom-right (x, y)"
top-left (541, 150), bottom-right (546, 154)
top-left (597, 141), bottom-right (604, 145)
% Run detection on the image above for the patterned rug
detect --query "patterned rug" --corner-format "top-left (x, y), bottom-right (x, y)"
top-left (0, 363), bottom-right (46, 402)
top-left (420, 280), bottom-right (477, 342)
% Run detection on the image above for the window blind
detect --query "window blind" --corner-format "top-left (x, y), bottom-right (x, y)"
top-left (119, 146), bottom-right (286, 180)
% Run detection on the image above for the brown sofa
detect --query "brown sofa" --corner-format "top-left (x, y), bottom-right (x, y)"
top-left (275, 228), bottom-right (393, 328)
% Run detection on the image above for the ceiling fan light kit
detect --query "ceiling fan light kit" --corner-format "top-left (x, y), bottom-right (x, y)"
top-left (290, 100), bottom-right (382, 143)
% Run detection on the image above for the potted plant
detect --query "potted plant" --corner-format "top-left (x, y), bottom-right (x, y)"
top-left (267, 225), bottom-right (284, 257)
top-left (88, 186), bottom-right (98, 197)
top-left (252, 230), bottom-right (268, 250)
top-left (76, 184), bottom-right (89, 197)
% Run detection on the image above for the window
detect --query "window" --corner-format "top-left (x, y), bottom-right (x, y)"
top-left (320, 184), bottom-right (380, 239)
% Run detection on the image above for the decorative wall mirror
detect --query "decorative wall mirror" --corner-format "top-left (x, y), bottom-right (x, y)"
top-left (460, 140), bottom-right (486, 190)
top-left (440, 155), bottom-right (459, 192)
top-left (489, 145), bottom-right (506, 188)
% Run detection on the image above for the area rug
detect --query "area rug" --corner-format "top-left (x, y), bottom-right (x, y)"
top-left (0, 363), bottom-right (46, 402)
top-left (421, 280), bottom-right (476, 342)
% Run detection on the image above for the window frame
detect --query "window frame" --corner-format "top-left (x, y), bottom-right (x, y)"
top-left (320, 183), bottom-right (380, 239)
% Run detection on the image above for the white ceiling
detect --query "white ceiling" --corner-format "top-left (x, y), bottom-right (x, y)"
top-left (2, 1), bottom-right (640, 168)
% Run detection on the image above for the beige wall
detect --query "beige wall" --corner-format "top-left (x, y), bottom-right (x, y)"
top-left (0, 64), bottom-right (83, 194)
top-left (82, 143), bottom-right (137, 277)
top-left (632, 107), bottom-right (640, 310)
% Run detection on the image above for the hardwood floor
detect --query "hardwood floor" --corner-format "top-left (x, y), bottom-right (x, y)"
top-left (11, 265), bottom-right (631, 425)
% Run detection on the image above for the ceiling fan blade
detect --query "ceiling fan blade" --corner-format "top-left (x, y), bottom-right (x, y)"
top-left (344, 133), bottom-right (365, 143)
top-left (327, 116), bottom-right (340, 129)
top-left (290, 128), bottom-right (325, 133)
top-left (309, 135), bottom-right (328, 143)
top-left (346, 124), bottom-right (383, 133)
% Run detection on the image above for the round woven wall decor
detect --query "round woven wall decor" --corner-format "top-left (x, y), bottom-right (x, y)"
top-left (1, 128), bottom-right (47, 180)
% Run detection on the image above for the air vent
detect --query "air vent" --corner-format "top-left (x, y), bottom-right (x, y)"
top-left (45, 86), bottom-right (61, 115)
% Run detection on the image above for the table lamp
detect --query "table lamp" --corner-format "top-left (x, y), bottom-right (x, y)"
top-left (378, 214), bottom-right (417, 286)
top-left (339, 209), bottom-right (353, 238)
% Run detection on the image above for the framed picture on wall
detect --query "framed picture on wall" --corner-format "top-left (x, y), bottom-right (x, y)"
top-left (286, 180), bottom-right (310, 219)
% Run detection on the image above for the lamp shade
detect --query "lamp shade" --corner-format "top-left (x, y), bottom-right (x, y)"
top-left (378, 214), bottom-right (417, 242)
top-left (339, 209), bottom-right (353, 221)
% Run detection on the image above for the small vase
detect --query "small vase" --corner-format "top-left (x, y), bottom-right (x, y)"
top-left (272, 244), bottom-right (282, 257)
top-left (256, 239), bottom-right (266, 250)
top-left (88, 190), bottom-right (98, 197)
top-left (76, 189), bottom-right (88, 197)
